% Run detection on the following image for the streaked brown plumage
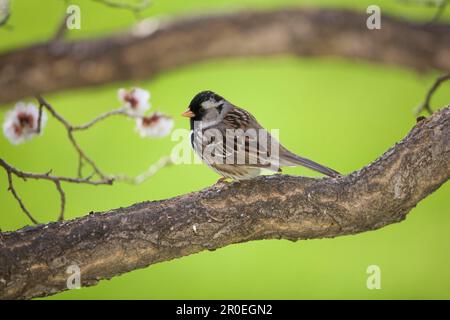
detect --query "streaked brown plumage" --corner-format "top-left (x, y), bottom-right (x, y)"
top-left (182, 91), bottom-right (341, 180)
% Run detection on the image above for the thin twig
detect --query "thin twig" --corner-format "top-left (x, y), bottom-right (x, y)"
top-left (52, 13), bottom-right (69, 43)
top-left (36, 96), bottom-right (71, 127)
top-left (36, 95), bottom-right (109, 179)
top-left (3, 96), bottom-right (171, 224)
top-left (54, 180), bottom-right (66, 221)
top-left (397, 0), bottom-right (448, 23)
top-left (398, 0), bottom-right (445, 7)
top-left (415, 73), bottom-right (450, 115)
top-left (112, 156), bottom-right (173, 184)
top-left (1, 158), bottom-right (112, 225)
top-left (67, 129), bottom-right (106, 178)
top-left (71, 108), bottom-right (127, 131)
top-left (1, 155), bottom-right (170, 224)
top-left (93, 0), bottom-right (151, 13)
top-left (0, 159), bottom-right (113, 186)
top-left (77, 155), bottom-right (84, 178)
top-left (36, 104), bottom-right (44, 134)
top-left (37, 96), bottom-right (143, 179)
top-left (5, 171), bottom-right (39, 225)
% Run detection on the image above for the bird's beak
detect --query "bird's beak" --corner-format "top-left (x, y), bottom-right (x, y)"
top-left (181, 109), bottom-right (195, 118)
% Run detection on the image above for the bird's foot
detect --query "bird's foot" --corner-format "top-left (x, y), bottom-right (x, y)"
top-left (215, 177), bottom-right (231, 184)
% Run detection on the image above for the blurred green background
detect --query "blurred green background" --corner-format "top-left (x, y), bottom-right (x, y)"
top-left (1, 0), bottom-right (449, 299)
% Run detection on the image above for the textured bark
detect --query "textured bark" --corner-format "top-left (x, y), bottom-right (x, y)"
top-left (1, 8), bottom-right (450, 104)
top-left (0, 106), bottom-right (449, 300)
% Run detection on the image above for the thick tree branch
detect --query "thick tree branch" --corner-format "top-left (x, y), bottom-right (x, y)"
top-left (1, 8), bottom-right (450, 104)
top-left (0, 106), bottom-right (449, 300)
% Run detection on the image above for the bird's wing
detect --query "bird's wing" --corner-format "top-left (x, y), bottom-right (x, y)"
top-left (206, 106), bottom-right (341, 177)
top-left (208, 107), bottom-right (280, 169)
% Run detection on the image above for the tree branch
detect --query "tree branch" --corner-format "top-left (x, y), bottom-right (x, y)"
top-left (5, 170), bottom-right (39, 225)
top-left (93, 0), bottom-right (151, 13)
top-left (0, 8), bottom-right (449, 104)
top-left (1, 105), bottom-right (449, 300)
top-left (51, 13), bottom-right (69, 44)
top-left (36, 95), bottom-right (120, 180)
top-left (0, 158), bottom-right (113, 224)
top-left (415, 73), bottom-right (450, 115)
top-left (1, 96), bottom-right (171, 224)
top-left (0, 159), bottom-right (113, 186)
top-left (398, 0), bottom-right (449, 23)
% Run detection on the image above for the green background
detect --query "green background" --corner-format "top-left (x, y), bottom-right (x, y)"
top-left (1, 0), bottom-right (449, 299)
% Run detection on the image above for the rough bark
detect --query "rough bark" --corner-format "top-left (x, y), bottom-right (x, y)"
top-left (1, 7), bottom-right (450, 104)
top-left (0, 106), bottom-right (449, 300)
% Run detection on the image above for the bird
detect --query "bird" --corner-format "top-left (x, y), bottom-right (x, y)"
top-left (182, 90), bottom-right (341, 181)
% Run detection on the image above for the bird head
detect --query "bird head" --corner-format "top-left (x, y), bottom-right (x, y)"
top-left (182, 90), bottom-right (225, 121)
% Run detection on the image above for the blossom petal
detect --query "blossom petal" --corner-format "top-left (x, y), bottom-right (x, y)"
top-left (136, 112), bottom-right (174, 138)
top-left (2, 102), bottom-right (47, 145)
top-left (118, 87), bottom-right (151, 116)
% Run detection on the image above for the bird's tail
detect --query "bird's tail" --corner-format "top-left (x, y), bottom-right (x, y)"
top-left (279, 150), bottom-right (341, 178)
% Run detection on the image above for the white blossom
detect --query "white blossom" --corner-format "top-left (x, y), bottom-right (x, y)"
top-left (136, 112), bottom-right (174, 138)
top-left (118, 87), bottom-right (150, 116)
top-left (3, 102), bottom-right (47, 145)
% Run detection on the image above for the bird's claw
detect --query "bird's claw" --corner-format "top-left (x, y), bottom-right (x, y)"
top-left (215, 177), bottom-right (230, 184)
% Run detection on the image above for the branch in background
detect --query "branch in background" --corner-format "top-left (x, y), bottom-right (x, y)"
top-left (52, 0), bottom-right (151, 44)
top-left (1, 8), bottom-right (450, 104)
top-left (0, 106), bottom-right (448, 300)
top-left (415, 73), bottom-right (450, 115)
top-left (94, 0), bottom-right (151, 22)
top-left (1, 95), bottom-right (172, 224)
top-left (431, 0), bottom-right (449, 22)
top-left (398, 0), bottom-right (449, 23)
top-left (93, 0), bottom-right (151, 14)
